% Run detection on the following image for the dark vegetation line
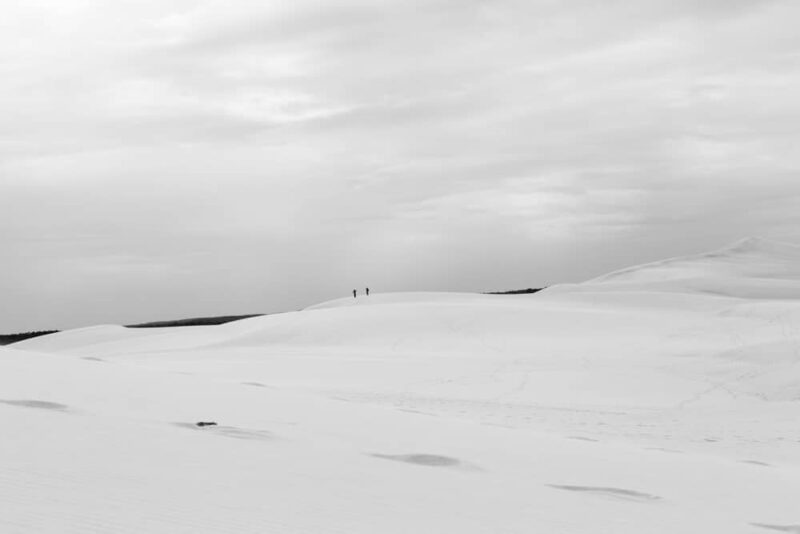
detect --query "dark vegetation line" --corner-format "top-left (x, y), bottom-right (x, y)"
top-left (1, 288), bottom-right (545, 345)
top-left (484, 288), bottom-right (544, 295)
top-left (125, 314), bottom-right (265, 328)
top-left (0, 331), bottom-right (60, 346)
top-left (0, 315), bottom-right (265, 345)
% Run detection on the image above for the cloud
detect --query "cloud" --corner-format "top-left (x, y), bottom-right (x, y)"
top-left (1, 0), bottom-right (799, 330)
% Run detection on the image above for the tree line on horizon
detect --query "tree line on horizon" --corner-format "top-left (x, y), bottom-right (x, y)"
top-left (1, 289), bottom-right (545, 345)
top-left (0, 330), bottom-right (60, 346)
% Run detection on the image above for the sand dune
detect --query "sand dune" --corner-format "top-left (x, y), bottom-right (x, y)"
top-left (4, 238), bottom-right (800, 533)
top-left (567, 237), bottom-right (800, 298)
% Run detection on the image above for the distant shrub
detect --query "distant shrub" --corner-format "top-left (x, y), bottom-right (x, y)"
top-left (0, 315), bottom-right (266, 345)
top-left (125, 314), bottom-right (264, 328)
top-left (0, 330), bottom-right (60, 345)
top-left (484, 288), bottom-right (544, 295)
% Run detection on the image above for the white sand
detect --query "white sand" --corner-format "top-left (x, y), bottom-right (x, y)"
top-left (3, 237), bottom-right (799, 533)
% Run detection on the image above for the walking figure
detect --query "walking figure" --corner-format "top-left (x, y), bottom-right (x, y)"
top-left (353, 289), bottom-right (357, 298)
top-left (366, 287), bottom-right (370, 296)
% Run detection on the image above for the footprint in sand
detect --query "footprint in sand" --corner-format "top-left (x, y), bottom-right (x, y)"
top-left (645, 447), bottom-right (684, 454)
top-left (241, 382), bottom-right (272, 388)
top-left (567, 436), bottom-right (599, 442)
top-left (396, 408), bottom-right (435, 416)
top-left (172, 422), bottom-right (274, 441)
top-left (547, 484), bottom-right (662, 502)
top-left (740, 460), bottom-right (771, 467)
top-left (751, 524), bottom-right (800, 533)
top-left (740, 460), bottom-right (772, 467)
top-left (0, 399), bottom-right (69, 411)
top-left (371, 453), bottom-right (464, 468)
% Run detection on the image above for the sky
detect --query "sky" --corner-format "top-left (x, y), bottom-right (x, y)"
top-left (2, 0), bottom-right (800, 331)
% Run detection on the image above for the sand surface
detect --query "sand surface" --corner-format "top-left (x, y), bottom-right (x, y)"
top-left (3, 237), bottom-right (800, 533)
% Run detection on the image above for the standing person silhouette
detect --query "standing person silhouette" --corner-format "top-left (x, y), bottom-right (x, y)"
top-left (366, 287), bottom-right (370, 296)
top-left (353, 289), bottom-right (357, 298)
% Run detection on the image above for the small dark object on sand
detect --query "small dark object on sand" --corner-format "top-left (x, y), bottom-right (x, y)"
top-left (196, 421), bottom-right (218, 427)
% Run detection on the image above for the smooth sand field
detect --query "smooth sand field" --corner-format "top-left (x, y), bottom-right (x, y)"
top-left (3, 237), bottom-right (800, 533)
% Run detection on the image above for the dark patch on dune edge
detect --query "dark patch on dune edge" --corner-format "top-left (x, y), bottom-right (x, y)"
top-left (751, 524), bottom-right (800, 533)
top-left (484, 288), bottom-right (544, 295)
top-left (0, 330), bottom-right (60, 345)
top-left (127, 314), bottom-right (264, 328)
top-left (0, 399), bottom-right (69, 411)
top-left (547, 484), bottom-right (662, 502)
top-left (370, 453), bottom-right (462, 467)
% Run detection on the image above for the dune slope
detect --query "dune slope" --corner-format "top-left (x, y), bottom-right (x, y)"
top-left (5, 238), bottom-right (800, 533)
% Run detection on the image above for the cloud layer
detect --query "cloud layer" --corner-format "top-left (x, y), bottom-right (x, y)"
top-left (2, 0), bottom-right (799, 330)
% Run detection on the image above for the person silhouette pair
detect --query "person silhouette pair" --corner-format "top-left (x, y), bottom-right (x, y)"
top-left (353, 288), bottom-right (370, 298)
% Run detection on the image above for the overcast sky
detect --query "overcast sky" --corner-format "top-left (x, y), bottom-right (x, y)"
top-left (2, 0), bottom-right (800, 331)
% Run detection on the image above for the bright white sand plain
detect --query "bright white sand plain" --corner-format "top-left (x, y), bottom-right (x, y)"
top-left (3, 237), bottom-right (800, 533)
